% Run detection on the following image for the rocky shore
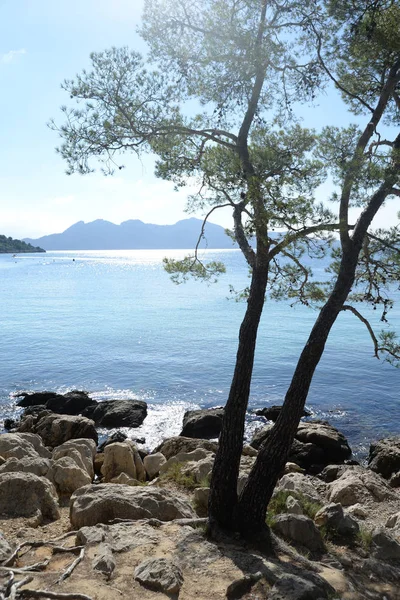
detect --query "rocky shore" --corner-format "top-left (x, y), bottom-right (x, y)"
top-left (0, 390), bottom-right (399, 599)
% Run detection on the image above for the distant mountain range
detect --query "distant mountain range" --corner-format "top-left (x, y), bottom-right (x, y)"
top-left (23, 218), bottom-right (236, 251)
top-left (0, 234), bottom-right (44, 254)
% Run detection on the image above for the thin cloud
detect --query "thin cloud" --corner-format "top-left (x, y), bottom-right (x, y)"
top-left (1, 49), bottom-right (26, 64)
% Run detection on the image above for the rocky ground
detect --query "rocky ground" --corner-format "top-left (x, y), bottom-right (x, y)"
top-left (0, 393), bottom-right (399, 599)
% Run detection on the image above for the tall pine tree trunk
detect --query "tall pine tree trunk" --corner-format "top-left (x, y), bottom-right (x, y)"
top-left (235, 249), bottom-right (360, 533)
top-left (208, 259), bottom-right (269, 530)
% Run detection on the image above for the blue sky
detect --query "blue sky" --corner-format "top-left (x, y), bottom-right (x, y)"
top-left (1, 0), bottom-right (398, 239)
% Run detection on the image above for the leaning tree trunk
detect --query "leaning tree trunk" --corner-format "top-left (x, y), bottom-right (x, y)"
top-left (235, 248), bottom-right (361, 534)
top-left (208, 259), bottom-right (269, 530)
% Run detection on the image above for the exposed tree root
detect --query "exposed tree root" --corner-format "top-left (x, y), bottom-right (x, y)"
top-left (19, 591), bottom-right (92, 600)
top-left (54, 548), bottom-right (85, 585)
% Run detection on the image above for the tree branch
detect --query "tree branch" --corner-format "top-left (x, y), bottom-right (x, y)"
top-left (342, 305), bottom-right (400, 361)
top-left (310, 23), bottom-right (374, 113)
top-left (268, 222), bottom-right (348, 260)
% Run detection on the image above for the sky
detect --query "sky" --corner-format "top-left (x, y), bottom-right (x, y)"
top-left (0, 0), bottom-right (398, 239)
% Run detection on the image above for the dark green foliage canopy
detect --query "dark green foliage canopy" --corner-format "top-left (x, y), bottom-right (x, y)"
top-left (0, 235), bottom-right (45, 254)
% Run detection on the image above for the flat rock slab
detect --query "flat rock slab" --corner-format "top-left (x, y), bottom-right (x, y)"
top-left (70, 484), bottom-right (196, 528)
top-left (77, 522), bottom-right (161, 552)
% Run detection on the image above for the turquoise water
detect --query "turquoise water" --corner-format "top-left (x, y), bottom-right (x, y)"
top-left (0, 249), bottom-right (399, 456)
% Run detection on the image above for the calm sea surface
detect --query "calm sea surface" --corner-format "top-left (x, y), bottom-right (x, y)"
top-left (0, 249), bottom-right (399, 457)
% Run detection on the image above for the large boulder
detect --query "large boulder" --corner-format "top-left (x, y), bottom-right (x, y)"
top-left (83, 400), bottom-right (147, 428)
top-left (314, 502), bottom-right (359, 538)
top-left (180, 408), bottom-right (224, 439)
top-left (0, 433), bottom-right (51, 460)
top-left (269, 573), bottom-right (333, 600)
top-left (368, 437), bottom-right (400, 479)
top-left (143, 453), bottom-right (167, 480)
top-left (0, 472), bottom-right (59, 521)
top-left (46, 390), bottom-right (96, 415)
top-left (52, 438), bottom-right (96, 480)
top-left (328, 466), bottom-right (396, 506)
top-left (16, 391), bottom-right (59, 407)
top-left (273, 514), bottom-right (325, 552)
top-left (101, 441), bottom-right (146, 483)
top-left (33, 414), bottom-right (98, 447)
top-left (371, 527), bottom-right (400, 562)
top-left (295, 422), bottom-right (352, 463)
top-left (250, 421), bottom-right (351, 471)
top-left (275, 473), bottom-right (325, 504)
top-left (251, 428), bottom-right (326, 470)
top-left (0, 456), bottom-right (51, 477)
top-left (159, 448), bottom-right (213, 475)
top-left (155, 437), bottom-right (218, 460)
top-left (49, 457), bottom-right (92, 496)
top-left (70, 484), bottom-right (195, 528)
top-left (134, 558), bottom-right (184, 594)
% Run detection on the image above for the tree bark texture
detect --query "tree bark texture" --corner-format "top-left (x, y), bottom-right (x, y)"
top-left (235, 248), bottom-right (362, 533)
top-left (208, 261), bottom-right (269, 529)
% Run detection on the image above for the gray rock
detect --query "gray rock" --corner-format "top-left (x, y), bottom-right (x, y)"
top-left (359, 557), bottom-right (400, 582)
top-left (134, 557), bottom-right (183, 594)
top-left (16, 391), bottom-right (60, 407)
top-left (194, 487), bottom-right (209, 517)
top-left (286, 495), bottom-right (303, 516)
top-left (371, 527), bottom-right (400, 561)
top-left (0, 433), bottom-right (51, 460)
top-left (143, 452), bottom-right (166, 480)
top-left (52, 438), bottom-right (96, 479)
top-left (77, 522), bottom-right (160, 552)
top-left (0, 533), bottom-right (12, 562)
top-left (159, 448), bottom-right (213, 474)
top-left (251, 422), bottom-right (351, 471)
top-left (368, 437), bottom-right (400, 479)
top-left (389, 470), bottom-right (400, 488)
top-left (275, 473), bottom-right (324, 503)
top-left (386, 512), bottom-right (400, 529)
top-left (0, 456), bottom-right (51, 477)
top-left (314, 502), bottom-right (359, 537)
top-left (83, 400), bottom-right (147, 428)
top-left (273, 514), bottom-right (325, 552)
top-left (33, 414), bottom-right (98, 447)
top-left (154, 436), bottom-right (218, 460)
top-left (0, 472), bottom-right (59, 521)
top-left (92, 543), bottom-right (115, 579)
top-left (296, 421), bottom-right (352, 463)
top-left (49, 456), bottom-right (92, 495)
top-left (269, 573), bottom-right (331, 600)
top-left (183, 455), bottom-right (214, 484)
top-left (328, 466), bottom-right (396, 506)
top-left (180, 407), bottom-right (224, 439)
top-left (226, 572), bottom-right (263, 599)
top-left (101, 441), bottom-right (138, 482)
top-left (255, 405), bottom-right (311, 422)
top-left (70, 484), bottom-right (195, 528)
top-left (46, 391), bottom-right (95, 415)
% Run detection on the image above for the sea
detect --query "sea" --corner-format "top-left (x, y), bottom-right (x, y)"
top-left (0, 249), bottom-right (399, 459)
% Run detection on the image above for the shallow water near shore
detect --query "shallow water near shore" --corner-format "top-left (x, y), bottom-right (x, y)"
top-left (0, 249), bottom-right (399, 457)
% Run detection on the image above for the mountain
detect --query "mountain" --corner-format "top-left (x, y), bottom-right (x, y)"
top-left (23, 218), bottom-right (236, 251)
top-left (0, 234), bottom-right (45, 254)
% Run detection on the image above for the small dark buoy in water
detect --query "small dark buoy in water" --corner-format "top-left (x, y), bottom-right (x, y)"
top-left (72, 258), bottom-right (75, 262)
